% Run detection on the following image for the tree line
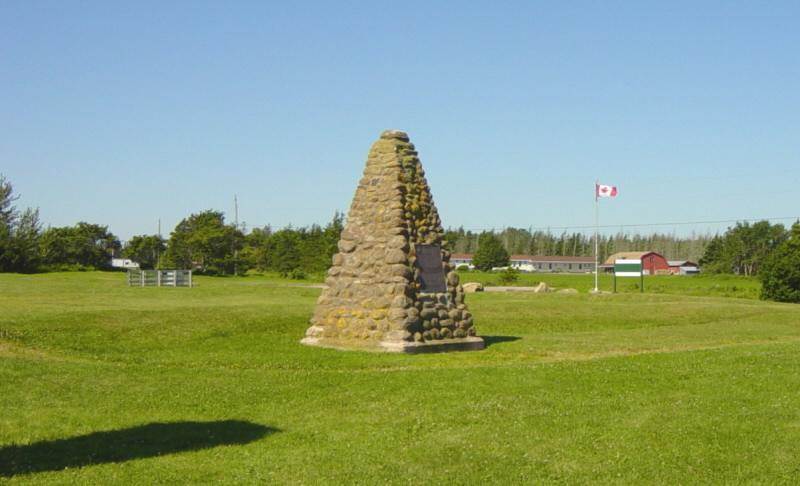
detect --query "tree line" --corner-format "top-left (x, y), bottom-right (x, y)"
top-left (2, 174), bottom-right (799, 301)
top-left (443, 227), bottom-right (713, 263)
top-left (1, 176), bottom-right (121, 272)
top-left (699, 221), bottom-right (790, 276)
top-left (144, 209), bottom-right (344, 277)
top-left (697, 219), bottom-right (800, 303)
top-left (0, 175), bottom-right (344, 276)
top-left (695, 219), bottom-right (800, 302)
top-left (455, 220), bottom-right (800, 302)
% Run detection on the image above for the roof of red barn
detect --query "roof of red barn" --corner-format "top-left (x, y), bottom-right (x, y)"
top-left (604, 251), bottom-right (665, 265)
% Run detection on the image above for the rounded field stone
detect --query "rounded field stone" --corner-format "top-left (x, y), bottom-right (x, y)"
top-left (420, 308), bottom-right (437, 320)
top-left (338, 240), bottom-right (357, 253)
top-left (447, 273), bottom-right (459, 286)
top-left (380, 129), bottom-right (409, 141)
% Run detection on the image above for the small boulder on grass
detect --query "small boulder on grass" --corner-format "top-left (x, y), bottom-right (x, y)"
top-left (462, 282), bottom-right (484, 293)
top-left (533, 282), bottom-right (551, 293)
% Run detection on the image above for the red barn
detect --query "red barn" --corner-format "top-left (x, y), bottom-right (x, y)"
top-left (604, 251), bottom-right (670, 275)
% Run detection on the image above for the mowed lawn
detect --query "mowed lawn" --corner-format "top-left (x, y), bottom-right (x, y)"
top-left (1, 272), bottom-right (800, 483)
top-left (457, 270), bottom-right (762, 299)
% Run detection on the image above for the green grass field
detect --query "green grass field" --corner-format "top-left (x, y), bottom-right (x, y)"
top-left (2, 272), bottom-right (799, 483)
top-left (457, 270), bottom-right (762, 299)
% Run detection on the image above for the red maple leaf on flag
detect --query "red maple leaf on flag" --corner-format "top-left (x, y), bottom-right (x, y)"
top-left (596, 183), bottom-right (618, 198)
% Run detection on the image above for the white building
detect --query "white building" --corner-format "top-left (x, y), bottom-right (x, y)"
top-left (450, 253), bottom-right (596, 273)
top-left (111, 258), bottom-right (140, 269)
top-left (667, 260), bottom-right (700, 275)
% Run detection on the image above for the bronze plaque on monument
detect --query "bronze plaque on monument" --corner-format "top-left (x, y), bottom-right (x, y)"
top-left (415, 244), bottom-right (447, 293)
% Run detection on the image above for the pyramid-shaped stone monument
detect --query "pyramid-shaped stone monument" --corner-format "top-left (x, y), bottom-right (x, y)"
top-left (302, 130), bottom-right (484, 353)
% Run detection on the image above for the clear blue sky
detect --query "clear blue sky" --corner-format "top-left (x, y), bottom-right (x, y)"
top-left (2, 1), bottom-right (798, 240)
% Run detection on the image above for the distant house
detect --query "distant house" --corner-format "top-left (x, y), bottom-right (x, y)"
top-left (450, 253), bottom-right (474, 269)
top-left (668, 260), bottom-right (700, 275)
top-left (510, 255), bottom-right (595, 273)
top-left (449, 253), bottom-right (595, 273)
top-left (602, 251), bottom-right (669, 275)
top-left (111, 258), bottom-right (140, 269)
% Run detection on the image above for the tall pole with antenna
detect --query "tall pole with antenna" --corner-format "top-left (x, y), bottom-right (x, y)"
top-left (157, 218), bottom-right (162, 269)
top-left (594, 180), bottom-right (600, 293)
top-left (234, 195), bottom-right (239, 276)
top-left (234, 194), bottom-right (239, 230)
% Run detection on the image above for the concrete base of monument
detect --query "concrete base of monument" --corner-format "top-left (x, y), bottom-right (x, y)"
top-left (300, 336), bottom-right (485, 354)
top-left (380, 336), bottom-right (485, 353)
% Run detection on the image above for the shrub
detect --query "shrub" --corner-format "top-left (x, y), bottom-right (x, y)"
top-left (289, 269), bottom-right (306, 280)
top-left (760, 223), bottom-right (800, 303)
top-left (498, 267), bottom-right (519, 285)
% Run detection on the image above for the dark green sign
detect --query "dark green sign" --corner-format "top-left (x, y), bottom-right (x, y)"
top-left (613, 259), bottom-right (644, 293)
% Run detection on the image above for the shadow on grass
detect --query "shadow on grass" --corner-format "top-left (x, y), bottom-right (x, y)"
top-left (0, 420), bottom-right (277, 478)
top-left (482, 335), bottom-right (522, 347)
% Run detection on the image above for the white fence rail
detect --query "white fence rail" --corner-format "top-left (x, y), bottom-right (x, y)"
top-left (127, 270), bottom-right (193, 287)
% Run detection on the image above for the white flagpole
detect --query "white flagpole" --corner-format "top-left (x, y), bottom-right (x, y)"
top-left (594, 180), bottom-right (599, 292)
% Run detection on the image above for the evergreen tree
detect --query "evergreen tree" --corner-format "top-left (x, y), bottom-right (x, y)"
top-left (699, 221), bottom-right (787, 275)
top-left (472, 232), bottom-right (509, 271)
top-left (4, 208), bottom-right (42, 272)
top-left (0, 175), bottom-right (17, 228)
top-left (0, 176), bottom-right (17, 271)
top-left (265, 229), bottom-right (301, 276)
top-left (699, 236), bottom-right (725, 273)
top-left (243, 225), bottom-right (273, 271)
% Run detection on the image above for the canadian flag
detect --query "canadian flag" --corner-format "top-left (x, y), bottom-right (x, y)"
top-left (596, 183), bottom-right (618, 198)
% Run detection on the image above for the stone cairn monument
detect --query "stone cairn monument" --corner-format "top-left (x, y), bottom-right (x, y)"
top-left (302, 130), bottom-right (484, 353)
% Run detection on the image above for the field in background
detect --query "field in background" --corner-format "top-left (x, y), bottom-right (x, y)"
top-left (457, 270), bottom-right (761, 299)
top-left (250, 269), bottom-right (762, 300)
top-left (1, 272), bottom-right (798, 483)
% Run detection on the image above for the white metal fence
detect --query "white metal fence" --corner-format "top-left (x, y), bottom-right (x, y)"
top-left (127, 269), bottom-right (193, 287)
